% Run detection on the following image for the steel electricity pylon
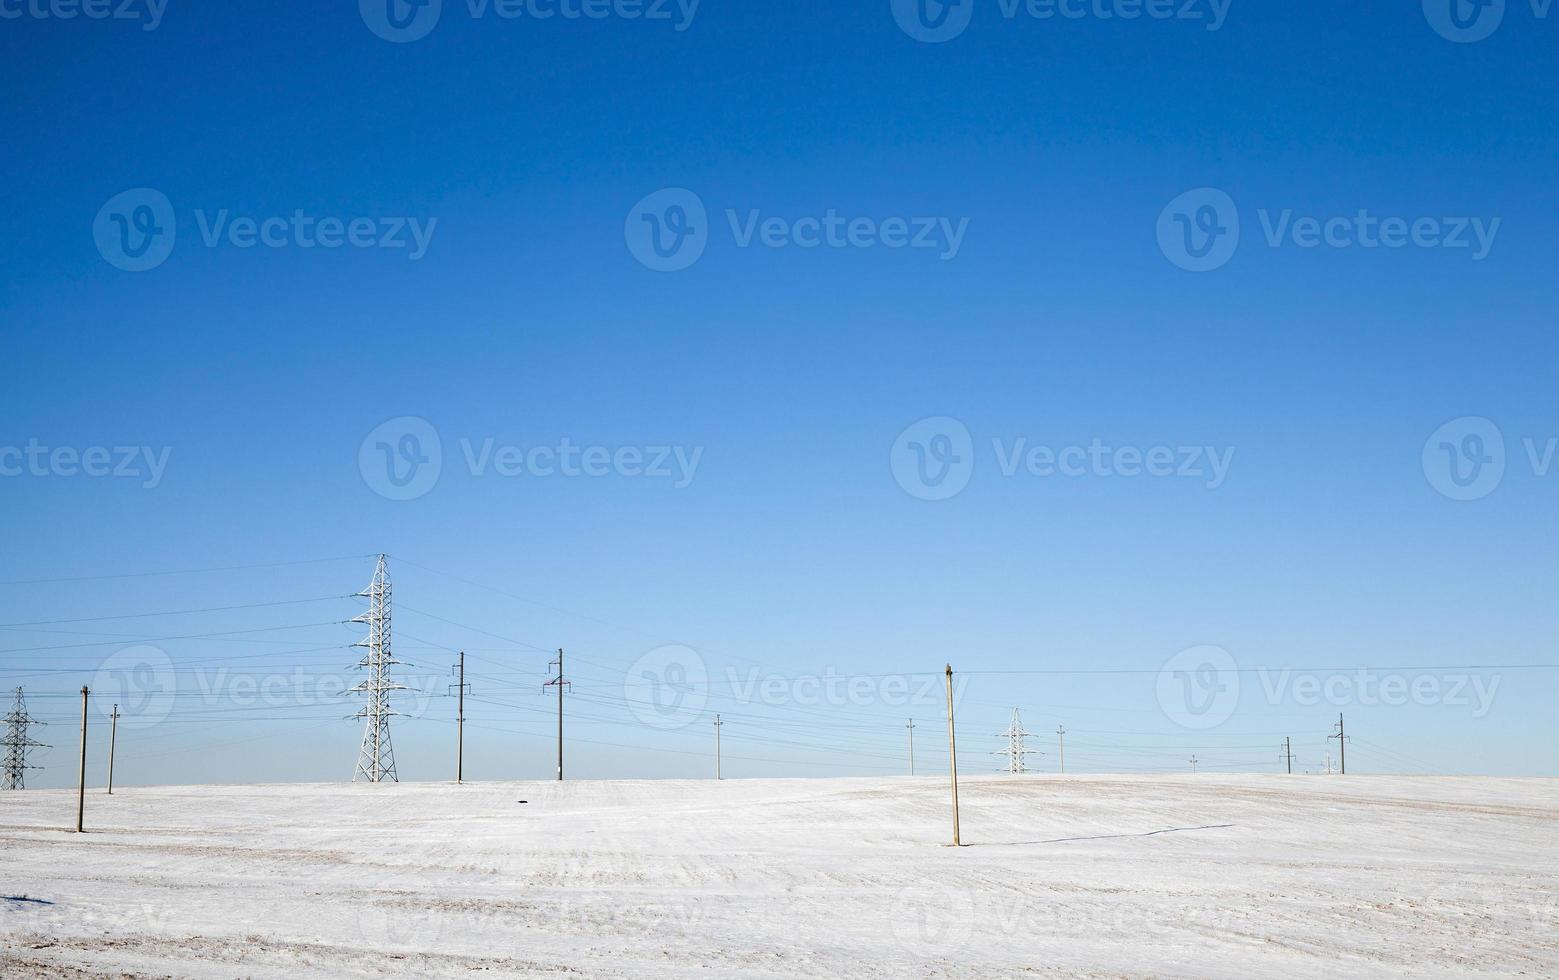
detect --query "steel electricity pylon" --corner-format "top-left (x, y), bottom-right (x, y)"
top-left (994, 708), bottom-right (1039, 774)
top-left (350, 555), bottom-right (405, 783)
top-left (2, 687), bottom-right (47, 790)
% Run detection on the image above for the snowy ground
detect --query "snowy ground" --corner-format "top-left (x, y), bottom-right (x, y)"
top-left (2, 774), bottom-right (1556, 978)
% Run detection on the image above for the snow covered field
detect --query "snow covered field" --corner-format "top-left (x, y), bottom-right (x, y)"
top-left (2, 774), bottom-right (1556, 978)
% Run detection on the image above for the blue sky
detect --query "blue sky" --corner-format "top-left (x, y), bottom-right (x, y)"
top-left (2, 2), bottom-right (1556, 787)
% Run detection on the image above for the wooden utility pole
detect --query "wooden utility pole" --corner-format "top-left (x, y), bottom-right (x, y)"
top-left (907, 718), bottom-right (915, 776)
top-left (945, 665), bottom-right (961, 846)
top-left (1056, 725), bottom-right (1066, 774)
top-left (714, 714), bottom-right (722, 780)
top-left (1329, 714), bottom-right (1348, 775)
top-left (107, 704), bottom-right (119, 794)
top-left (75, 687), bottom-right (88, 832)
top-left (543, 649), bottom-right (569, 781)
top-left (556, 649), bottom-right (563, 781)
top-left (1282, 737), bottom-right (1294, 774)
top-left (453, 653), bottom-right (467, 784)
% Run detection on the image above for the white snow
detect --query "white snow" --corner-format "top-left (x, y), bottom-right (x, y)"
top-left (2, 774), bottom-right (1556, 978)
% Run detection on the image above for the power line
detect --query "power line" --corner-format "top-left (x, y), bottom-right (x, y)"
top-left (0, 621), bottom-right (353, 655)
top-left (0, 595), bottom-right (352, 629)
top-left (0, 554), bottom-right (374, 587)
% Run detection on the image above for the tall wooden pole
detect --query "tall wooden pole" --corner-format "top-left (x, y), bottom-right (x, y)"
top-left (107, 704), bottom-right (119, 794)
top-left (556, 649), bottom-right (564, 781)
top-left (945, 665), bottom-right (960, 846)
top-left (714, 714), bottom-right (722, 780)
top-left (75, 686), bottom-right (89, 833)
top-left (1338, 714), bottom-right (1346, 775)
top-left (456, 653), bottom-right (465, 784)
top-left (907, 718), bottom-right (915, 776)
top-left (542, 649), bottom-right (568, 781)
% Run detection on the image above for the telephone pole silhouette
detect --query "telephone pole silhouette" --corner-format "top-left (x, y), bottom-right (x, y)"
top-left (544, 649), bottom-right (569, 781)
top-left (1281, 737), bottom-right (1294, 775)
top-left (713, 714), bottom-right (723, 780)
top-left (75, 687), bottom-right (88, 831)
top-left (1329, 714), bottom-right (1349, 775)
top-left (1189, 755), bottom-right (1199, 774)
top-left (107, 704), bottom-right (119, 794)
top-left (906, 718), bottom-right (915, 776)
top-left (450, 652), bottom-right (469, 783)
top-left (945, 665), bottom-right (961, 846)
top-left (1056, 725), bottom-right (1066, 774)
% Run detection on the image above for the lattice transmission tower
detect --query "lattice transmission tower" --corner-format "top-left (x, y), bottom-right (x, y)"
top-left (994, 708), bottom-right (1039, 774)
top-left (350, 554), bottom-right (405, 783)
top-left (3, 687), bottom-right (48, 790)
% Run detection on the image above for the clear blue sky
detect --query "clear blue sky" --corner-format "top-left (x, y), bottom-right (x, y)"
top-left (2, 2), bottom-right (1556, 787)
